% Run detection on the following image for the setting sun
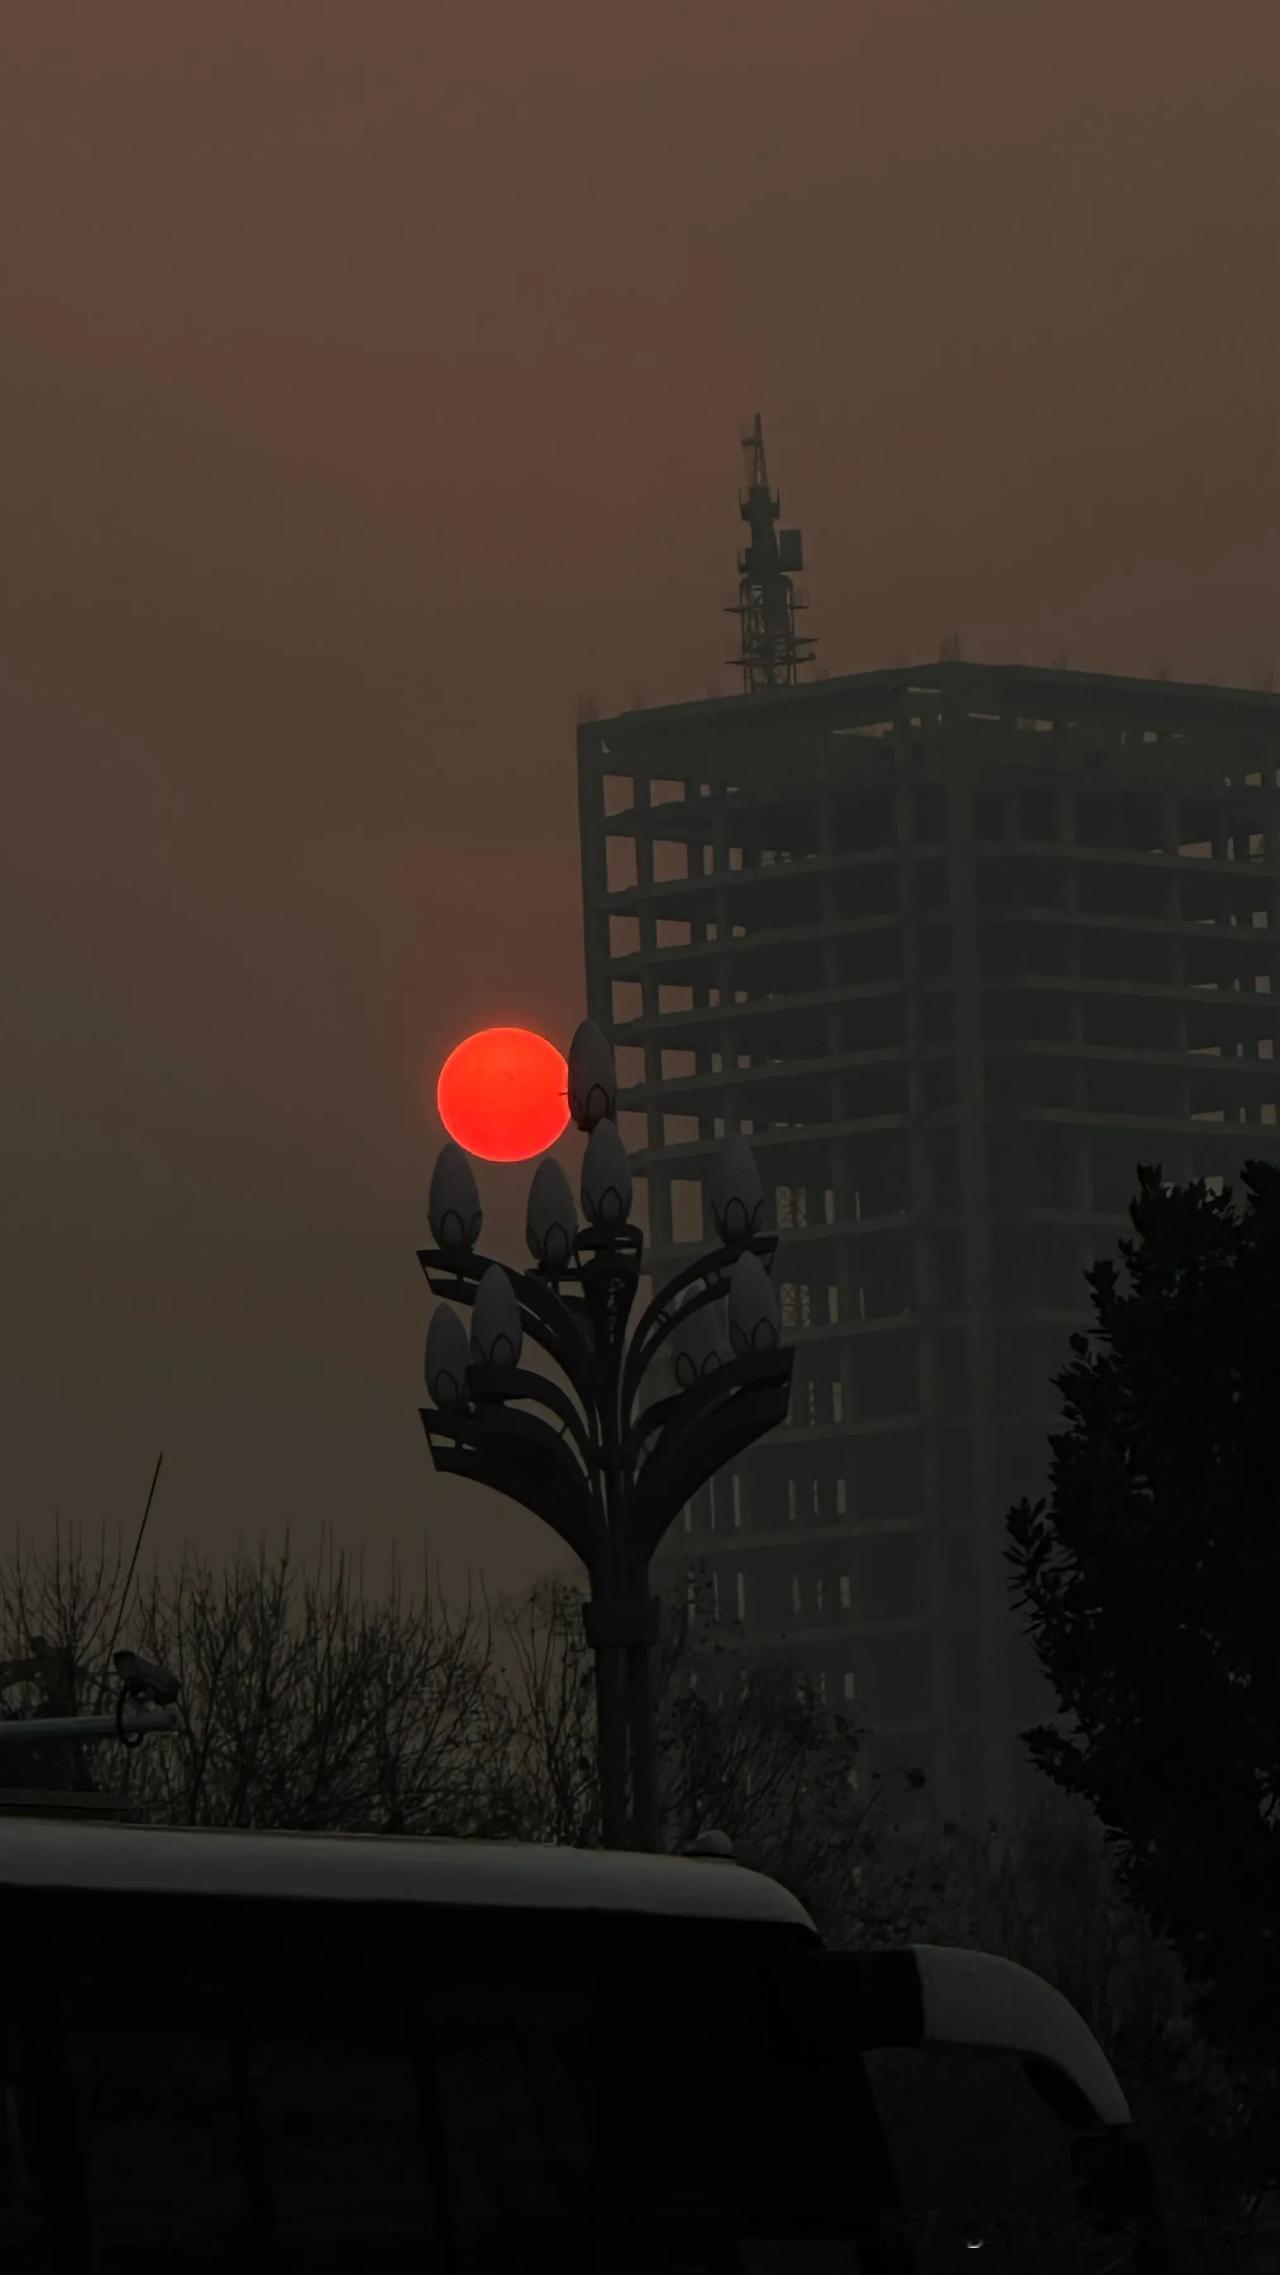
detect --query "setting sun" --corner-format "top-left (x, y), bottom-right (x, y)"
top-left (436, 1027), bottom-right (569, 1163)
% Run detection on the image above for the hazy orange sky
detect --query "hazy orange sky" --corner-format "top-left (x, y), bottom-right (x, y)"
top-left (3, 0), bottom-right (1277, 1604)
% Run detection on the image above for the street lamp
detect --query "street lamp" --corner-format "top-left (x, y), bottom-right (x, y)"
top-left (419, 1019), bottom-right (795, 1853)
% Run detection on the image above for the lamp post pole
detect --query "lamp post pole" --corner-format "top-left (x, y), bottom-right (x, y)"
top-left (419, 1020), bottom-right (794, 1854)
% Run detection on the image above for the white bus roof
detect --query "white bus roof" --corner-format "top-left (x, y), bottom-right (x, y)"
top-left (0, 1818), bottom-right (817, 1933)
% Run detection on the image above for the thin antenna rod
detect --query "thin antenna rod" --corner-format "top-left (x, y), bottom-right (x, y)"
top-left (101, 1453), bottom-right (164, 1692)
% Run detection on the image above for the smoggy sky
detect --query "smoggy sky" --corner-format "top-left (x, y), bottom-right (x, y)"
top-left (2, 0), bottom-right (1277, 1606)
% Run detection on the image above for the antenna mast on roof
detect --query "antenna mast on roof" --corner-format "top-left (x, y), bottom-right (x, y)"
top-left (724, 413), bottom-right (817, 696)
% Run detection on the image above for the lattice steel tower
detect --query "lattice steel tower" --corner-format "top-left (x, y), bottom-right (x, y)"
top-left (725, 413), bottom-right (817, 695)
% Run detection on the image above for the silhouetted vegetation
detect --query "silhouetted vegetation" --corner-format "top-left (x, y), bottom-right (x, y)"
top-left (1008, 1158), bottom-right (1280, 2234)
top-left (0, 1538), bottom-right (885, 1902)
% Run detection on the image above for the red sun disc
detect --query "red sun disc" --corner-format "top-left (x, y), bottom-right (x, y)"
top-left (436, 1027), bottom-right (569, 1163)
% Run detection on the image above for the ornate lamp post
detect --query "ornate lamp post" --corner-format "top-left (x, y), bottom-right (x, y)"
top-left (419, 1019), bottom-right (794, 1853)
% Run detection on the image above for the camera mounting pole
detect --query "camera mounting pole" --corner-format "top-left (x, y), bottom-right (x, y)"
top-left (0, 1646), bottom-right (182, 1819)
top-left (0, 1708), bottom-right (180, 1747)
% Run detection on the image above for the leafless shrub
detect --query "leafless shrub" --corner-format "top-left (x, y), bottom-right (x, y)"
top-left (0, 1529), bottom-right (520, 1837)
top-left (491, 1574), bottom-right (599, 1848)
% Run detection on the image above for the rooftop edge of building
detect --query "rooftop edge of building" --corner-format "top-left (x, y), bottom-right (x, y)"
top-left (579, 659), bottom-right (1280, 752)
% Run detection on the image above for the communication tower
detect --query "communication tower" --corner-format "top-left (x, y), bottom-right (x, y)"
top-left (724, 413), bottom-right (817, 694)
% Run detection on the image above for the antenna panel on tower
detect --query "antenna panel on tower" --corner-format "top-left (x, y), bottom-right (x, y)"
top-left (723, 417), bottom-right (818, 695)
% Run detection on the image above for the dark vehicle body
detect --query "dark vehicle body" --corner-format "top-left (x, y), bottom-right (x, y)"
top-left (0, 1821), bottom-right (1173, 2272)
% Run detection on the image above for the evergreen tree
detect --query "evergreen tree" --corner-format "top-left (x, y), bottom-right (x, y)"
top-left (1007, 1159), bottom-right (1280, 2216)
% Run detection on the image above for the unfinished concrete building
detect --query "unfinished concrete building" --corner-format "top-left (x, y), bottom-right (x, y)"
top-left (577, 660), bottom-right (1280, 1825)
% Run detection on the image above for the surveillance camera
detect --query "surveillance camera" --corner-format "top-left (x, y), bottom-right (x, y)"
top-left (113, 1650), bottom-right (180, 1707)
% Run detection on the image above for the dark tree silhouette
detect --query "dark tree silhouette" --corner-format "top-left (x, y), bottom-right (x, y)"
top-left (0, 1536), bottom-right (890, 1907)
top-left (497, 1567), bottom-right (904, 1933)
top-left (1007, 1159), bottom-right (1280, 2221)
